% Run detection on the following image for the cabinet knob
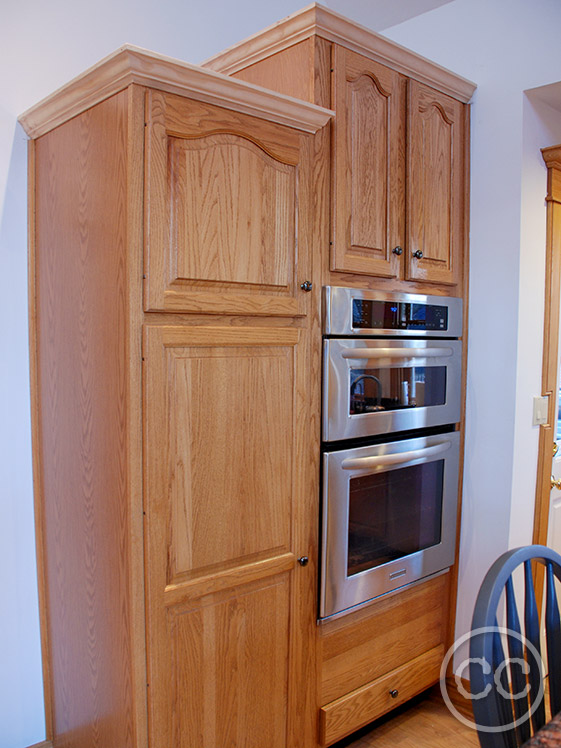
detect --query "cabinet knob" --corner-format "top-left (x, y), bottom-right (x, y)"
top-left (298, 556), bottom-right (309, 566)
top-left (392, 246), bottom-right (403, 256)
top-left (412, 250), bottom-right (423, 259)
top-left (389, 689), bottom-right (399, 699)
top-left (300, 280), bottom-right (313, 292)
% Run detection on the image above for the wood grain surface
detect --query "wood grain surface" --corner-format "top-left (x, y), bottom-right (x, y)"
top-left (331, 46), bottom-right (406, 279)
top-left (33, 90), bottom-right (136, 747)
top-left (202, 4), bottom-right (476, 103)
top-left (320, 645), bottom-right (445, 745)
top-left (320, 573), bottom-right (450, 705)
top-left (144, 90), bottom-right (319, 317)
top-left (407, 81), bottom-right (464, 286)
top-left (142, 322), bottom-right (317, 748)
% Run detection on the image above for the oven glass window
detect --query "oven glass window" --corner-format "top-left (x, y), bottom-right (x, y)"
top-left (349, 367), bottom-right (446, 415)
top-left (347, 460), bottom-right (444, 576)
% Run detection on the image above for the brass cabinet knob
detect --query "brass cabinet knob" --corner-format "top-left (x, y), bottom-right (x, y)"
top-left (551, 476), bottom-right (561, 490)
top-left (554, 442), bottom-right (559, 457)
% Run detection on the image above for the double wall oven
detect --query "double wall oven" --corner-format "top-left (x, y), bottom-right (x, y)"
top-left (320, 287), bottom-right (463, 620)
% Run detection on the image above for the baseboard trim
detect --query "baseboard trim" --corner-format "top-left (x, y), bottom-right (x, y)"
top-left (444, 675), bottom-right (474, 720)
top-left (27, 741), bottom-right (53, 748)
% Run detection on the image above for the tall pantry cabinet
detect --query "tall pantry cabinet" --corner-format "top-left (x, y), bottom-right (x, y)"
top-left (21, 48), bottom-right (332, 748)
top-left (22, 6), bottom-right (475, 748)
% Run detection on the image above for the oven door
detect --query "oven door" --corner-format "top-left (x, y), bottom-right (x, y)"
top-left (322, 338), bottom-right (462, 442)
top-left (320, 431), bottom-right (460, 619)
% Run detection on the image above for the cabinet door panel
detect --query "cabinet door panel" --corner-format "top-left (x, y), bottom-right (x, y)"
top-left (407, 81), bottom-right (464, 286)
top-left (145, 91), bottom-right (311, 316)
top-left (166, 340), bottom-right (293, 583)
top-left (167, 577), bottom-right (290, 748)
top-left (143, 324), bottom-right (315, 748)
top-left (332, 47), bottom-right (406, 278)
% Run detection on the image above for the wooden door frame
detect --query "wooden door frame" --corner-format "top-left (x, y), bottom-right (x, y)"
top-left (533, 146), bottom-right (561, 548)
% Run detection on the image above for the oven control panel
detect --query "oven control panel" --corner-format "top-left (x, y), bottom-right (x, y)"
top-left (324, 287), bottom-right (462, 338)
top-left (352, 299), bottom-right (448, 332)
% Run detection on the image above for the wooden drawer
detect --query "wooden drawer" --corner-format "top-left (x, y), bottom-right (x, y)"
top-left (319, 644), bottom-right (444, 745)
top-left (320, 573), bottom-right (450, 704)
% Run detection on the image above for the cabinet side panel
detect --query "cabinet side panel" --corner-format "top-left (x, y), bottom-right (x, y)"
top-left (33, 91), bottom-right (135, 747)
top-left (230, 39), bottom-right (315, 103)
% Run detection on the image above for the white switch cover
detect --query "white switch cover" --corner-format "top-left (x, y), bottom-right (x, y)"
top-left (533, 396), bottom-right (549, 426)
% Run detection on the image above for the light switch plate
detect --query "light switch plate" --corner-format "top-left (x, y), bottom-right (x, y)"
top-left (533, 395), bottom-right (549, 426)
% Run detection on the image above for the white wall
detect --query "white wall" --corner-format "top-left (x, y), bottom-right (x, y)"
top-left (4, 0), bottom-right (561, 745)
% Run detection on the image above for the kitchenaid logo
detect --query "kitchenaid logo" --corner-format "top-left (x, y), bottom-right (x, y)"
top-left (439, 626), bottom-right (545, 733)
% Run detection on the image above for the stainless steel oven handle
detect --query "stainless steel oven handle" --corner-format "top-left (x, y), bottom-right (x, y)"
top-left (341, 441), bottom-right (451, 470)
top-left (341, 347), bottom-right (454, 360)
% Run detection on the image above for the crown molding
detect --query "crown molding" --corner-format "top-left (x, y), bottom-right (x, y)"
top-left (203, 3), bottom-right (476, 104)
top-left (19, 44), bottom-right (334, 139)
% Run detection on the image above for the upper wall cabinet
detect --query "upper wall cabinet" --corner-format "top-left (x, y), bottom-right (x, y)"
top-left (203, 4), bottom-right (475, 294)
top-left (331, 47), bottom-right (464, 286)
top-left (144, 90), bottom-right (321, 316)
top-left (331, 47), bottom-right (406, 279)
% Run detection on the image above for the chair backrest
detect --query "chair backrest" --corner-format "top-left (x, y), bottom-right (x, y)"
top-left (470, 544), bottom-right (561, 748)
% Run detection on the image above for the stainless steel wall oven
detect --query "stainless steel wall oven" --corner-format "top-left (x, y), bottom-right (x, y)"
top-left (320, 287), bottom-right (463, 620)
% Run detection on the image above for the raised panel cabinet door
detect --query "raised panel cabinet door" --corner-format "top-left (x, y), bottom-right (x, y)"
top-left (332, 46), bottom-right (406, 278)
top-left (142, 324), bottom-right (316, 748)
top-left (144, 90), bottom-right (313, 316)
top-left (407, 80), bottom-right (464, 286)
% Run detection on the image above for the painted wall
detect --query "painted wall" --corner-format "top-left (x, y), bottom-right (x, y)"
top-left (3, 0), bottom-right (561, 745)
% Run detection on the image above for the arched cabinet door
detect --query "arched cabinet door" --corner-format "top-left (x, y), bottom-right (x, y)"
top-left (331, 46), bottom-right (406, 278)
top-left (144, 90), bottom-right (314, 316)
top-left (406, 80), bottom-right (464, 286)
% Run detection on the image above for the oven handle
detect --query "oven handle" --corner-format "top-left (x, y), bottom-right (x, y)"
top-left (341, 441), bottom-right (451, 470)
top-left (341, 347), bottom-right (454, 360)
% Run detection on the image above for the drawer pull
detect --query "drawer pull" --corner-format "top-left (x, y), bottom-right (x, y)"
top-left (389, 689), bottom-right (399, 699)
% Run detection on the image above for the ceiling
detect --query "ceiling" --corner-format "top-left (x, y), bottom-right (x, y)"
top-left (322, 0), bottom-right (455, 32)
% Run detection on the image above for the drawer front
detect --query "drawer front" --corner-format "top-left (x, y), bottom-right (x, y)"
top-left (320, 573), bottom-right (449, 704)
top-left (319, 644), bottom-right (444, 745)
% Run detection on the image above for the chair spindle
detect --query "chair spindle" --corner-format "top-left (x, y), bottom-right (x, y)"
top-left (524, 559), bottom-right (546, 733)
top-left (505, 575), bottom-right (531, 744)
top-left (546, 561), bottom-right (561, 715)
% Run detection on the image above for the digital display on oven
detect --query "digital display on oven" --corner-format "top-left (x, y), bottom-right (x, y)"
top-left (352, 299), bottom-right (448, 331)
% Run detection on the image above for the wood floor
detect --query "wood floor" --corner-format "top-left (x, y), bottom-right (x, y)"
top-left (331, 687), bottom-right (481, 748)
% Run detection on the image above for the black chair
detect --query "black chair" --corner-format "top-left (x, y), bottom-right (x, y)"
top-left (470, 544), bottom-right (561, 748)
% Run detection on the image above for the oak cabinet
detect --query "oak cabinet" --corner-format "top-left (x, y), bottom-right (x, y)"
top-left (332, 47), bottom-right (465, 286)
top-left (203, 5), bottom-right (474, 745)
top-left (144, 90), bottom-right (315, 316)
top-left (23, 9), bottom-right (474, 748)
top-left (206, 9), bottom-right (472, 294)
top-left (22, 47), bottom-right (329, 748)
top-left (143, 324), bottom-right (313, 748)
top-left (407, 80), bottom-right (465, 286)
top-left (331, 46), bottom-right (406, 279)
